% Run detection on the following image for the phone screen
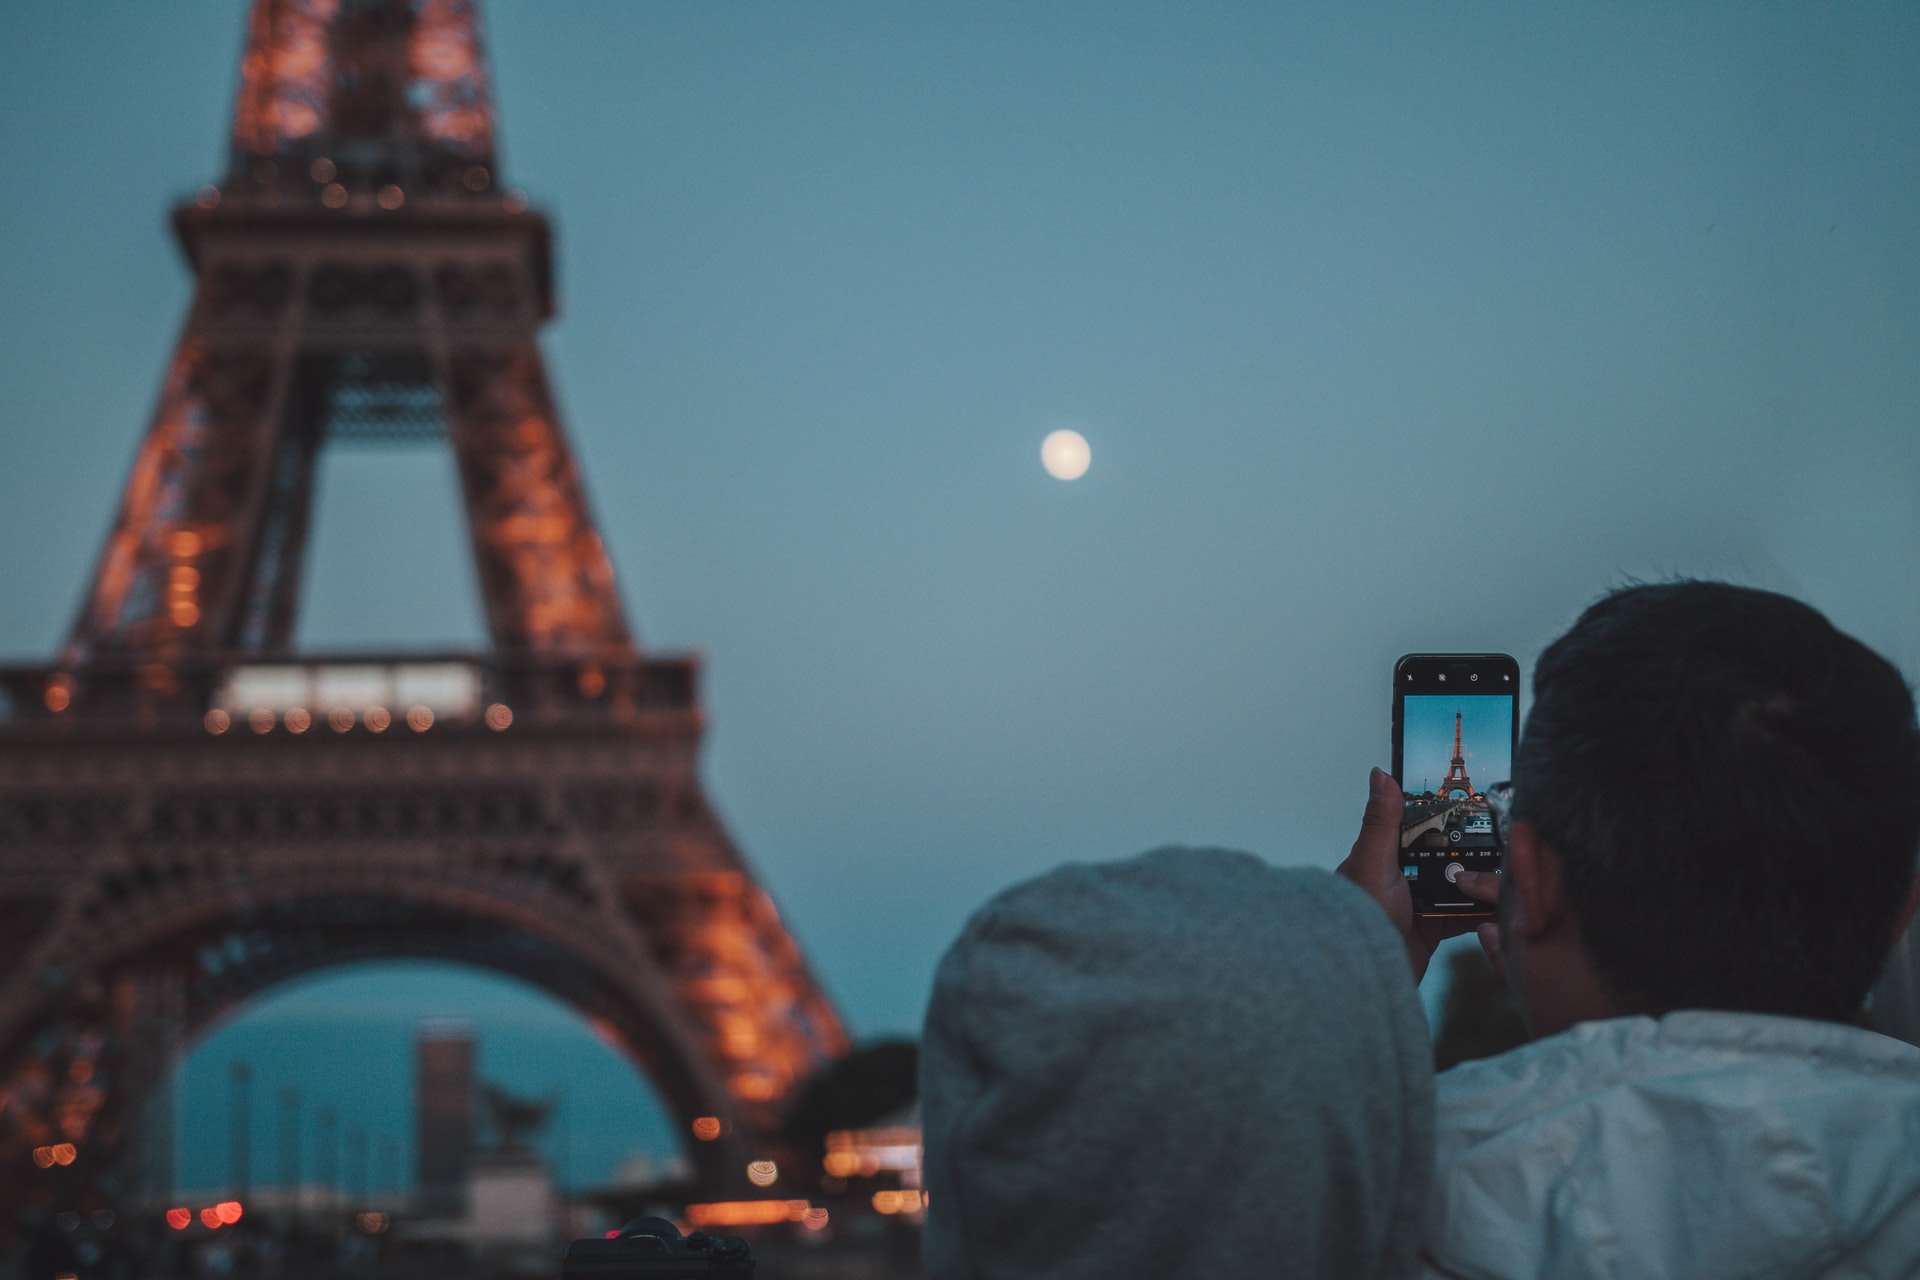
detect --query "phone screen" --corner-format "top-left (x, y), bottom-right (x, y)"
top-left (1393, 654), bottom-right (1519, 915)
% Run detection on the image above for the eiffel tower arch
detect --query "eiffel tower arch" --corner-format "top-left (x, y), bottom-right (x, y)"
top-left (0, 0), bottom-right (846, 1213)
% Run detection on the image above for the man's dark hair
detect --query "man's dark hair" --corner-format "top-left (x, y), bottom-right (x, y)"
top-left (1513, 581), bottom-right (1920, 1020)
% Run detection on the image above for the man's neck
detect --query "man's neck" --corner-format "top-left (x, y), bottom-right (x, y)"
top-left (1518, 936), bottom-right (1636, 1040)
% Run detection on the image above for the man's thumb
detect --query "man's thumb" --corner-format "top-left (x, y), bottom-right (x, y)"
top-left (1362, 766), bottom-right (1404, 830)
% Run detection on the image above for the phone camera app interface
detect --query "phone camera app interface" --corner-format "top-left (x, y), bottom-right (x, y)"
top-left (1401, 694), bottom-right (1513, 904)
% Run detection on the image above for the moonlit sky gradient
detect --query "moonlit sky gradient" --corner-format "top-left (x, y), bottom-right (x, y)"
top-left (2, 2), bottom-right (1917, 1190)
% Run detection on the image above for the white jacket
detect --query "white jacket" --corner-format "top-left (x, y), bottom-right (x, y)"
top-left (1419, 1012), bottom-right (1920, 1280)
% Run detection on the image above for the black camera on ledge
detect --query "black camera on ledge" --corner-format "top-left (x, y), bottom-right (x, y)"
top-left (562, 1217), bottom-right (754, 1278)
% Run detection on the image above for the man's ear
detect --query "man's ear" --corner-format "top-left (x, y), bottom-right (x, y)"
top-left (1503, 820), bottom-right (1569, 942)
top-left (1893, 879), bottom-right (1920, 946)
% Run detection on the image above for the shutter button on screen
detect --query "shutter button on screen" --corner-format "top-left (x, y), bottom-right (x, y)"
top-left (1444, 861), bottom-right (1466, 884)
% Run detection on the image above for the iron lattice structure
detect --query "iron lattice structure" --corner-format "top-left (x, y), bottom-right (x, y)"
top-left (0, 0), bottom-right (846, 1215)
top-left (1438, 712), bottom-right (1473, 799)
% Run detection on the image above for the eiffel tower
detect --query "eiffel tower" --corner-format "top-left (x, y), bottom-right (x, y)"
top-left (1438, 711), bottom-right (1475, 800)
top-left (0, 0), bottom-right (845, 1214)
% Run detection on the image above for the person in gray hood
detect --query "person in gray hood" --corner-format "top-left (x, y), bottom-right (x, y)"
top-left (921, 847), bottom-right (1435, 1280)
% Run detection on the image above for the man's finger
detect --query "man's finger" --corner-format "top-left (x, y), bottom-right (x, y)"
top-left (1340, 767), bottom-right (1404, 887)
top-left (1336, 768), bottom-right (1424, 977)
top-left (1477, 922), bottom-right (1507, 988)
top-left (1453, 869), bottom-right (1500, 904)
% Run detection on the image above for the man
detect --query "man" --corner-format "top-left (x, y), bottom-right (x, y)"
top-left (1339, 582), bottom-right (1920, 1279)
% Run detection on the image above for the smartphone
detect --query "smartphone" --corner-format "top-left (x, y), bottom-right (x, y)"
top-left (1392, 653), bottom-right (1520, 916)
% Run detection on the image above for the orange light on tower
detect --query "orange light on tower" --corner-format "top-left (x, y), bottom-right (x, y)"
top-left (690, 1116), bottom-right (722, 1142)
top-left (50, 1144), bottom-right (77, 1166)
top-left (215, 1201), bottom-right (243, 1225)
top-left (166, 1208), bottom-right (192, 1230)
top-left (43, 682), bottom-right (71, 713)
top-left (168, 564), bottom-right (201, 628)
top-left (730, 1073), bottom-right (778, 1103)
top-left (167, 532), bottom-right (202, 629)
top-left (199, 1207), bottom-right (221, 1229)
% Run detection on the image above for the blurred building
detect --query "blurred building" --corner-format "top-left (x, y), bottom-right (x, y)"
top-left (468, 1149), bottom-right (556, 1249)
top-left (416, 1020), bottom-right (475, 1216)
top-left (825, 1113), bottom-right (925, 1224)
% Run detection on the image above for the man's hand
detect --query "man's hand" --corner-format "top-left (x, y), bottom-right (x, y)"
top-left (1336, 768), bottom-right (1496, 982)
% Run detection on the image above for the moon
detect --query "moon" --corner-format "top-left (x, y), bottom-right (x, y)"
top-left (1040, 429), bottom-right (1091, 480)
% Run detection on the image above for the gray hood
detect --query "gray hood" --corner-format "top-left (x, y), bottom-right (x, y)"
top-left (921, 847), bottom-right (1435, 1280)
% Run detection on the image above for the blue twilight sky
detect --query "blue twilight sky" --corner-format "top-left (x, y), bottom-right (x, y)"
top-left (3, 2), bottom-right (1919, 1190)
top-left (1401, 694), bottom-right (1513, 797)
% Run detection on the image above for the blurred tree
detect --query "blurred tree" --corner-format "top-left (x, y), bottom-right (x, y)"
top-left (780, 1040), bottom-right (918, 1180)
